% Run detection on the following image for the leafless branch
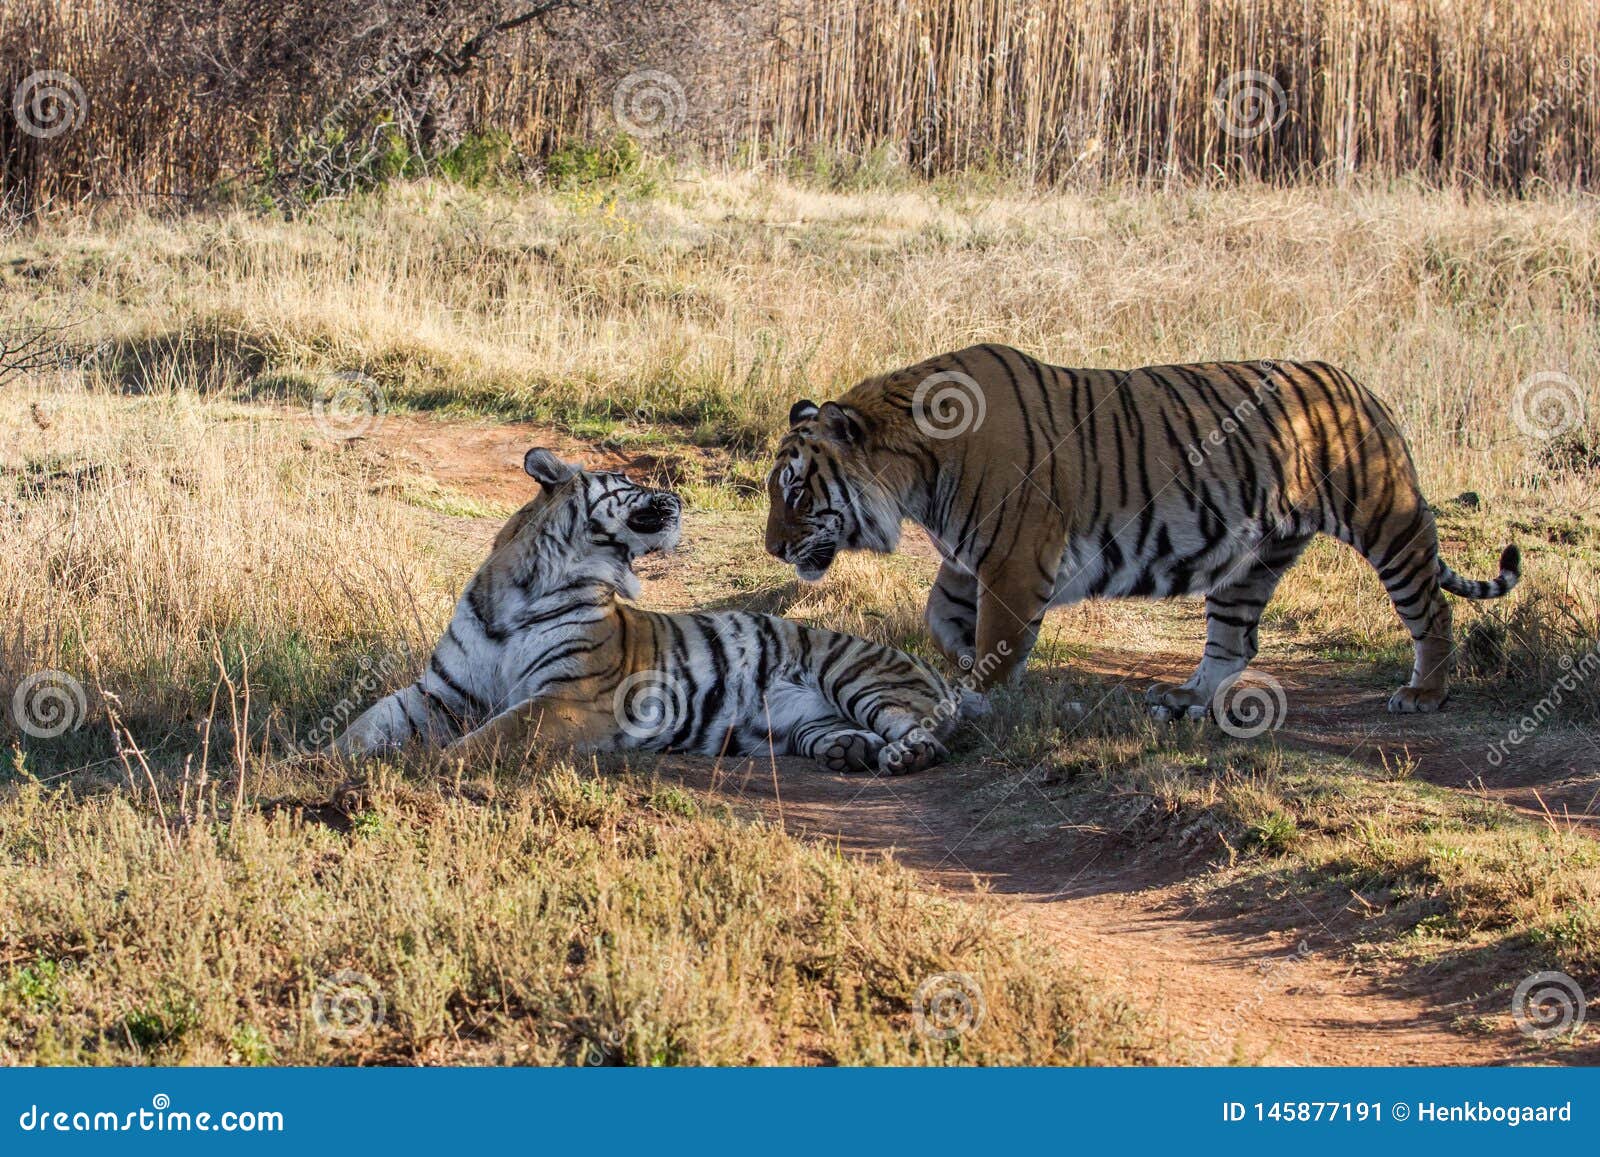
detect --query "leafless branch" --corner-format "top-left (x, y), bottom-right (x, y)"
top-left (0, 325), bottom-right (67, 388)
top-left (447, 1), bottom-right (589, 76)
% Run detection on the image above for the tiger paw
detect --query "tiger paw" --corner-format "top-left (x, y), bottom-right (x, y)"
top-left (877, 727), bottom-right (945, 776)
top-left (814, 729), bottom-right (885, 774)
top-left (1144, 682), bottom-right (1210, 721)
top-left (1387, 685), bottom-right (1449, 714)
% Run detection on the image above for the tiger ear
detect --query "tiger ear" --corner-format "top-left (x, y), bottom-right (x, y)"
top-left (816, 402), bottom-right (867, 447)
top-left (523, 447), bottom-right (578, 487)
top-left (788, 399), bottom-right (820, 427)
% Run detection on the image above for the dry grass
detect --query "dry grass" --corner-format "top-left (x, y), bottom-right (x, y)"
top-left (9, 173), bottom-right (1600, 455)
top-left (0, 760), bottom-right (1158, 1065)
top-left (0, 395), bottom-right (453, 771)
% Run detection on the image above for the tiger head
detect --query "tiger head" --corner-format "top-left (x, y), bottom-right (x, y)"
top-left (765, 400), bottom-right (903, 581)
top-left (496, 448), bottom-right (682, 599)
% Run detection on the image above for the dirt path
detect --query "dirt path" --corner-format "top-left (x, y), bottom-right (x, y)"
top-left (655, 748), bottom-right (1533, 1064)
top-left (315, 410), bottom-right (1582, 1065)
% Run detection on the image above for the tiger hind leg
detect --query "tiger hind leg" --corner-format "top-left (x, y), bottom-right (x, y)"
top-left (1146, 533), bottom-right (1311, 720)
top-left (1363, 512), bottom-right (1454, 713)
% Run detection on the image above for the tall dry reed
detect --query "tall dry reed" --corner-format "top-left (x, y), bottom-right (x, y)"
top-left (3, 0), bottom-right (1598, 210)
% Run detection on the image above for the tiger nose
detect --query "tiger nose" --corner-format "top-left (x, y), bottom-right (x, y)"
top-left (765, 534), bottom-right (788, 562)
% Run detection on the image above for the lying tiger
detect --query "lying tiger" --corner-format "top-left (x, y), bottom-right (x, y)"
top-left (331, 449), bottom-right (980, 773)
top-left (764, 344), bottom-right (1520, 714)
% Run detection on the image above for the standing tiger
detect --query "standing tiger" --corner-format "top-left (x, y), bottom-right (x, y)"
top-left (764, 344), bottom-right (1520, 714)
top-left (331, 449), bottom-right (979, 773)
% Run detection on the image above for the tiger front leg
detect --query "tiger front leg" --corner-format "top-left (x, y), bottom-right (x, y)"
top-left (804, 710), bottom-right (942, 775)
top-left (330, 684), bottom-right (458, 758)
top-left (970, 564), bottom-right (1055, 691)
top-left (852, 701), bottom-right (952, 775)
top-left (787, 663), bottom-right (947, 776)
top-left (925, 561), bottom-right (978, 668)
top-left (786, 715), bottom-right (886, 774)
top-left (442, 697), bottom-right (622, 766)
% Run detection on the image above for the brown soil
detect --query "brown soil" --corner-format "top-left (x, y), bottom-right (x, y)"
top-left (312, 409), bottom-right (1596, 1066)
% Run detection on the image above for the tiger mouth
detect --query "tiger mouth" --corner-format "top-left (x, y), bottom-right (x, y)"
top-left (796, 542), bottom-right (837, 581)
